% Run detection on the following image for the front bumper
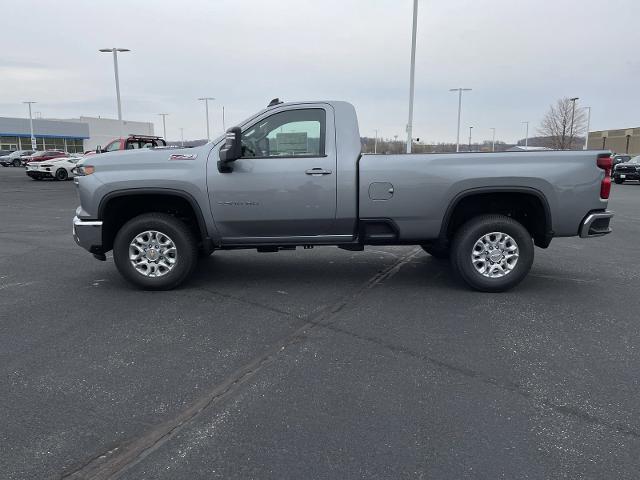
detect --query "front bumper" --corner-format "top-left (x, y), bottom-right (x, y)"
top-left (614, 171), bottom-right (640, 181)
top-left (579, 210), bottom-right (614, 238)
top-left (73, 216), bottom-right (104, 253)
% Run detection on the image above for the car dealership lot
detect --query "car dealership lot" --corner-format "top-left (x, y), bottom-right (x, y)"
top-left (1, 168), bottom-right (639, 479)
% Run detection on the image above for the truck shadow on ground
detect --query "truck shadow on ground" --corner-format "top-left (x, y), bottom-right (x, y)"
top-left (187, 251), bottom-right (461, 292)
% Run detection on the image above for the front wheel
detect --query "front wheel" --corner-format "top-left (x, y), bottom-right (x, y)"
top-left (614, 178), bottom-right (623, 184)
top-left (13, 159), bottom-right (21, 167)
top-left (450, 214), bottom-right (534, 292)
top-left (113, 213), bottom-right (198, 290)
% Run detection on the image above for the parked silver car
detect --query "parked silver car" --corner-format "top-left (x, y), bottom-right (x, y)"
top-left (0, 150), bottom-right (35, 167)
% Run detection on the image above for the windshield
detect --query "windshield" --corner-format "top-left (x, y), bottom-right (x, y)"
top-left (31, 151), bottom-right (47, 157)
top-left (629, 155), bottom-right (640, 164)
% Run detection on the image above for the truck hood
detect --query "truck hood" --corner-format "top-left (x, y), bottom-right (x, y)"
top-left (76, 145), bottom-right (210, 171)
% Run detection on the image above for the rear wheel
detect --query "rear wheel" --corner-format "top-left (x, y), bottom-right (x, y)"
top-left (113, 213), bottom-right (198, 290)
top-left (55, 168), bottom-right (68, 181)
top-left (450, 214), bottom-right (534, 292)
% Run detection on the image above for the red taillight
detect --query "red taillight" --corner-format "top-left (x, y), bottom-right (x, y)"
top-left (597, 154), bottom-right (612, 199)
top-left (600, 176), bottom-right (611, 199)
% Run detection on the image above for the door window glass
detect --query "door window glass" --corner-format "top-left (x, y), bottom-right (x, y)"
top-left (105, 140), bottom-right (121, 152)
top-left (241, 109), bottom-right (325, 158)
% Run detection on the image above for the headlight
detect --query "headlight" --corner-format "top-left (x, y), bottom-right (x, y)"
top-left (73, 165), bottom-right (95, 176)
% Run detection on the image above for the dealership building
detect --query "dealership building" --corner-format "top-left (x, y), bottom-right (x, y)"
top-left (0, 116), bottom-right (155, 154)
top-left (587, 127), bottom-right (640, 155)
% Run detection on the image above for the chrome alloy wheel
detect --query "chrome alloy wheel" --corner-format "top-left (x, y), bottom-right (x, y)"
top-left (129, 230), bottom-right (177, 277)
top-left (471, 231), bottom-right (519, 278)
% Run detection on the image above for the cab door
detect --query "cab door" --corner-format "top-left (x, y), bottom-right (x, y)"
top-left (207, 105), bottom-right (338, 243)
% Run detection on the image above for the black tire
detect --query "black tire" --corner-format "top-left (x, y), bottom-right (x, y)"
top-left (614, 178), bottom-right (623, 184)
top-left (421, 244), bottom-right (449, 259)
top-left (55, 168), bottom-right (68, 181)
top-left (113, 213), bottom-right (198, 290)
top-left (450, 214), bottom-right (534, 292)
top-left (13, 159), bottom-right (21, 167)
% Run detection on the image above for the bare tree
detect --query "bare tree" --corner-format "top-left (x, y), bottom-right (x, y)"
top-left (537, 97), bottom-right (587, 150)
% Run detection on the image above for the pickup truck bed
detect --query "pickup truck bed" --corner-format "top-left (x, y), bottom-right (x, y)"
top-left (72, 100), bottom-right (613, 292)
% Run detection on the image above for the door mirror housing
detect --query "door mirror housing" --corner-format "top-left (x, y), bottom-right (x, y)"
top-left (218, 127), bottom-right (242, 172)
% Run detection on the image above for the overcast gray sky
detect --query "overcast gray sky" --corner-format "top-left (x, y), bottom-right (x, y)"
top-left (1, 0), bottom-right (639, 143)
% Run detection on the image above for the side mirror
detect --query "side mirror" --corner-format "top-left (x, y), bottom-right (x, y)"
top-left (218, 127), bottom-right (242, 173)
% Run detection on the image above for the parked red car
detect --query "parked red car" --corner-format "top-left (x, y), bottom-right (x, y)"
top-left (22, 150), bottom-right (70, 166)
top-left (84, 135), bottom-right (166, 156)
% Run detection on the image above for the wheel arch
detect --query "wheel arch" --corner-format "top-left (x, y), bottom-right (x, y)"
top-left (439, 187), bottom-right (554, 248)
top-left (98, 188), bottom-right (212, 253)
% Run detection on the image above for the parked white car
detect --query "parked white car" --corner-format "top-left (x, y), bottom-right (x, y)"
top-left (26, 156), bottom-right (82, 181)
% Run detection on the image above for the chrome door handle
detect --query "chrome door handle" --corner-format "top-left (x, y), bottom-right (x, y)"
top-left (305, 168), bottom-right (332, 176)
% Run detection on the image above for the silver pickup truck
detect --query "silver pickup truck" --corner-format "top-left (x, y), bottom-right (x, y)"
top-left (72, 99), bottom-right (614, 292)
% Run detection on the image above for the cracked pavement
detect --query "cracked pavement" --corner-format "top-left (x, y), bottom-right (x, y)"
top-left (1, 168), bottom-right (639, 479)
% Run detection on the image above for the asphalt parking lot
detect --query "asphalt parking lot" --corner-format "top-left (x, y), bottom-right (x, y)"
top-left (1, 167), bottom-right (639, 479)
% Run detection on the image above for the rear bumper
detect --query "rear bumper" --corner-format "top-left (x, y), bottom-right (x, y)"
top-left (73, 216), bottom-right (104, 253)
top-left (26, 171), bottom-right (52, 179)
top-left (579, 210), bottom-right (614, 238)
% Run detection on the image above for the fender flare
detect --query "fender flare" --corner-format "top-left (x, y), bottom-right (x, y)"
top-left (98, 187), bottom-right (211, 246)
top-left (438, 186), bottom-right (554, 247)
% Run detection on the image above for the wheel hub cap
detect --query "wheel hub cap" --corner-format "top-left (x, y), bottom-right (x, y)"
top-left (471, 232), bottom-right (519, 278)
top-left (488, 250), bottom-right (503, 263)
top-left (129, 230), bottom-right (177, 277)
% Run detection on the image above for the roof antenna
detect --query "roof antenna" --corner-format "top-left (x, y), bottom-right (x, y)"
top-left (268, 98), bottom-right (283, 107)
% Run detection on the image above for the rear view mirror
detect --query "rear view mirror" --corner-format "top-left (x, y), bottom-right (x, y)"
top-left (218, 127), bottom-right (242, 173)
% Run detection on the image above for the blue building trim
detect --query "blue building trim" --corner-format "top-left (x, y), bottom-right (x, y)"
top-left (0, 132), bottom-right (89, 139)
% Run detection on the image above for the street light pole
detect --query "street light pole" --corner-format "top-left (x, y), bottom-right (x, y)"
top-left (583, 106), bottom-right (591, 150)
top-left (222, 106), bottom-right (226, 131)
top-left (180, 128), bottom-right (184, 147)
top-left (490, 127), bottom-right (496, 152)
top-left (449, 88), bottom-right (472, 152)
top-left (158, 113), bottom-right (169, 140)
top-left (522, 121), bottom-right (529, 148)
top-left (23, 101), bottom-right (37, 150)
top-left (198, 97), bottom-right (215, 142)
top-left (99, 48), bottom-right (130, 139)
top-left (468, 126), bottom-right (473, 152)
top-left (374, 129), bottom-right (378, 154)
top-left (406, 0), bottom-right (418, 154)
top-left (569, 97), bottom-right (579, 149)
